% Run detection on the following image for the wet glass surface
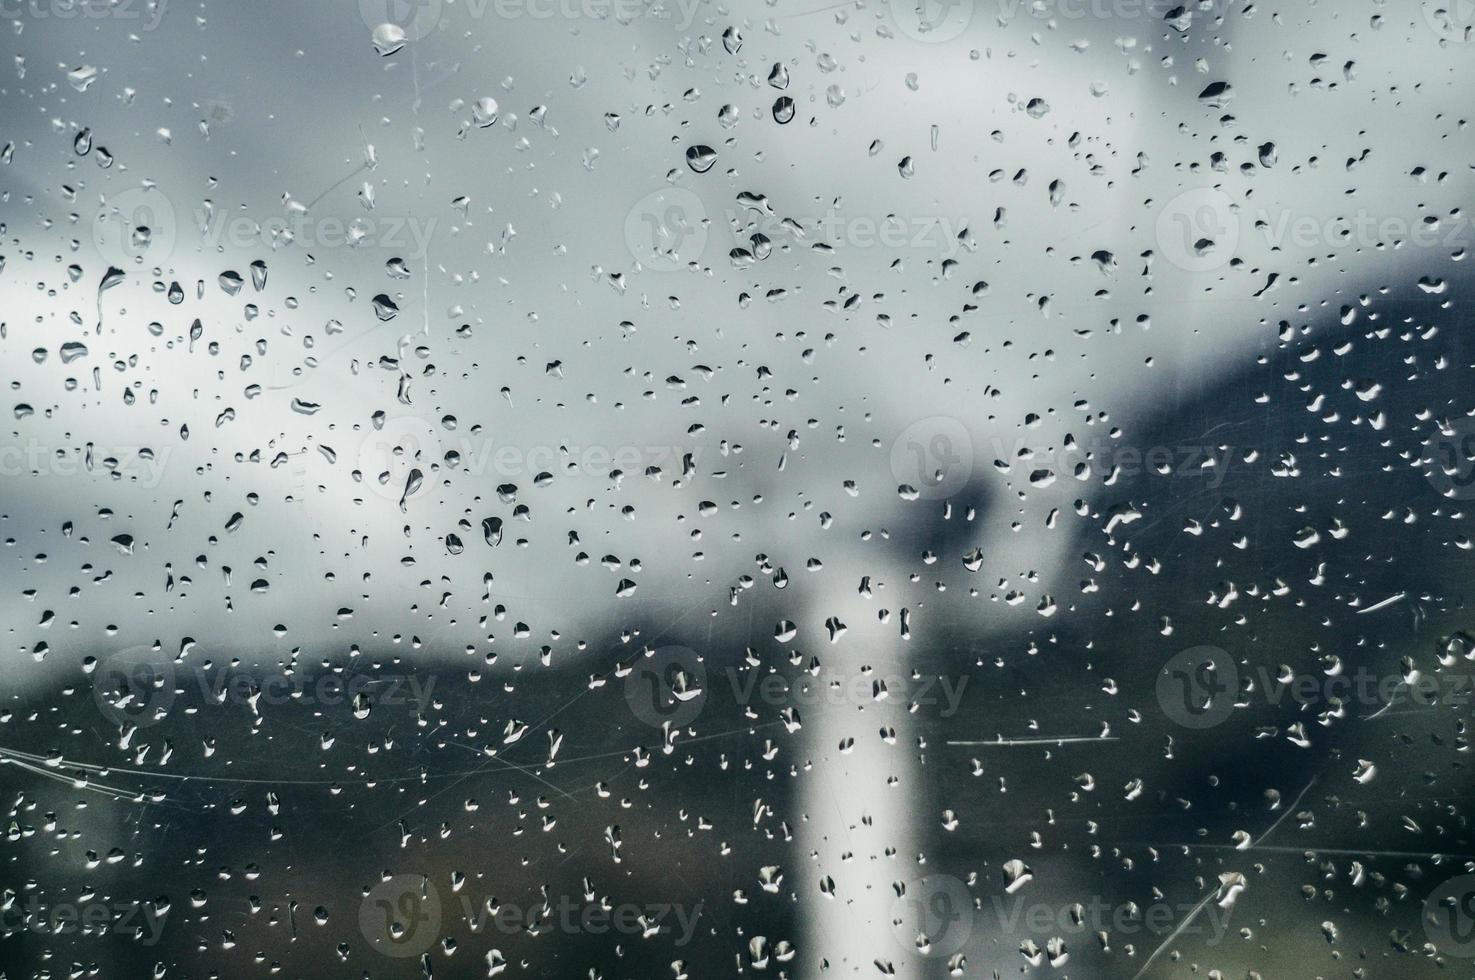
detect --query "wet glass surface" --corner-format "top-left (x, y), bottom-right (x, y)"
top-left (3, 0), bottom-right (1475, 977)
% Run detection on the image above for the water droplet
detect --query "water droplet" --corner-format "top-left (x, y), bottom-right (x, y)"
top-left (473, 97), bottom-right (499, 128)
top-left (686, 145), bottom-right (717, 174)
top-left (371, 23), bottom-right (408, 56)
top-left (372, 294), bottom-right (400, 321)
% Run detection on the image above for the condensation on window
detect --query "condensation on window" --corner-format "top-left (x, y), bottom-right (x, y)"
top-left (1, 1), bottom-right (1474, 978)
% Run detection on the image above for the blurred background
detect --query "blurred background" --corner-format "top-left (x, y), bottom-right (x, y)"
top-left (2, 0), bottom-right (1475, 976)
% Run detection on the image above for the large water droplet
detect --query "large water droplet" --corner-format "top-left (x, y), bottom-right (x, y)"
top-left (686, 145), bottom-right (717, 174)
top-left (371, 23), bottom-right (408, 56)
